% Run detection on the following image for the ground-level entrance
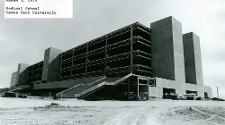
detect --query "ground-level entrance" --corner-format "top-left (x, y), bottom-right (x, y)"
top-left (204, 92), bottom-right (209, 99)
top-left (186, 90), bottom-right (197, 95)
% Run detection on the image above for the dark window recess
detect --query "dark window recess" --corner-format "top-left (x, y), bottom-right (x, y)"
top-left (74, 47), bottom-right (86, 55)
top-left (138, 66), bottom-right (152, 72)
top-left (139, 79), bottom-right (148, 84)
top-left (107, 45), bottom-right (131, 56)
top-left (87, 64), bottom-right (105, 72)
top-left (27, 61), bottom-right (43, 82)
top-left (107, 58), bottom-right (130, 69)
top-left (186, 90), bottom-right (197, 95)
top-left (73, 57), bottom-right (86, 65)
top-left (88, 52), bottom-right (105, 61)
top-left (61, 71), bottom-right (71, 77)
top-left (62, 51), bottom-right (73, 60)
top-left (61, 60), bottom-right (72, 68)
top-left (133, 56), bottom-right (151, 68)
top-left (72, 68), bottom-right (85, 75)
top-left (133, 42), bottom-right (151, 54)
top-left (107, 31), bottom-right (131, 45)
top-left (133, 28), bottom-right (150, 41)
top-left (88, 40), bottom-right (106, 51)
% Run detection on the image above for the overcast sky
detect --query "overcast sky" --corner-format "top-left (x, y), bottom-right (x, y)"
top-left (0, 0), bottom-right (224, 98)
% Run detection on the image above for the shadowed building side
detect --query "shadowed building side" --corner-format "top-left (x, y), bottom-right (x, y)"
top-left (42, 47), bottom-right (62, 83)
top-left (183, 32), bottom-right (204, 97)
top-left (10, 72), bottom-right (18, 87)
top-left (17, 63), bottom-right (29, 86)
top-left (150, 16), bottom-right (186, 97)
top-left (150, 16), bottom-right (185, 83)
top-left (183, 32), bottom-right (203, 85)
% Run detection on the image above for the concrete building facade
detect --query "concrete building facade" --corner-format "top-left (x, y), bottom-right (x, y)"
top-left (9, 16), bottom-right (212, 100)
top-left (149, 17), bottom-right (211, 98)
top-left (10, 72), bottom-right (17, 87)
top-left (42, 47), bottom-right (62, 82)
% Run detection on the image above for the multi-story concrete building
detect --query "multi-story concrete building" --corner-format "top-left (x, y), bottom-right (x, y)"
top-left (10, 16), bottom-right (212, 100)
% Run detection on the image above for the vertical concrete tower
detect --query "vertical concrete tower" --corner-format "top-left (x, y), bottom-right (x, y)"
top-left (183, 32), bottom-right (204, 96)
top-left (42, 47), bottom-right (62, 82)
top-left (150, 16), bottom-right (185, 83)
top-left (17, 63), bottom-right (29, 85)
top-left (10, 72), bottom-right (18, 87)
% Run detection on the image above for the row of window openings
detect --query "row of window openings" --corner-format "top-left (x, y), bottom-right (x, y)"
top-left (62, 32), bottom-right (151, 58)
top-left (62, 48), bottom-right (151, 63)
top-left (63, 40), bottom-right (151, 58)
top-left (61, 54), bottom-right (151, 67)
top-left (60, 68), bottom-right (152, 78)
top-left (60, 62), bottom-right (151, 74)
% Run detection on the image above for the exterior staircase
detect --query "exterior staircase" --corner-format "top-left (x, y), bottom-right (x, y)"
top-left (56, 73), bottom-right (133, 99)
top-left (56, 76), bottom-right (106, 98)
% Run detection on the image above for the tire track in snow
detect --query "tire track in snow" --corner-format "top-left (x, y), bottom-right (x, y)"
top-left (191, 107), bottom-right (225, 125)
top-left (102, 106), bottom-right (160, 125)
top-left (102, 106), bottom-right (165, 125)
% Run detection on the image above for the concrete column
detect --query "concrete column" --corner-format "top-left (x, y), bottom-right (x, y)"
top-left (17, 63), bottom-right (29, 85)
top-left (150, 16), bottom-right (185, 83)
top-left (183, 32), bottom-right (204, 96)
top-left (183, 32), bottom-right (203, 85)
top-left (42, 47), bottom-right (62, 82)
top-left (10, 72), bottom-right (18, 87)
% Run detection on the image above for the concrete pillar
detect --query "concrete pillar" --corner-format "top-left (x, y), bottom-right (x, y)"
top-left (183, 32), bottom-right (204, 96)
top-left (17, 63), bottom-right (29, 85)
top-left (10, 72), bottom-right (18, 87)
top-left (150, 16), bottom-right (185, 83)
top-left (183, 32), bottom-right (203, 85)
top-left (42, 47), bottom-right (62, 82)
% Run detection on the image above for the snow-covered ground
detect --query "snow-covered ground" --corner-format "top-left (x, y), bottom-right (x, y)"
top-left (0, 97), bottom-right (225, 125)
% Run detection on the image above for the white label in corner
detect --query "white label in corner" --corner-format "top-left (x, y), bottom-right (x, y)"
top-left (4, 0), bottom-right (73, 18)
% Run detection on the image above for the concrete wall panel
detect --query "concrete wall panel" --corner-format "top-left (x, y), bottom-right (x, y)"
top-left (17, 63), bottom-right (29, 85)
top-left (42, 47), bottom-right (62, 82)
top-left (10, 72), bottom-right (18, 87)
top-left (150, 16), bottom-right (185, 83)
top-left (183, 32), bottom-right (204, 86)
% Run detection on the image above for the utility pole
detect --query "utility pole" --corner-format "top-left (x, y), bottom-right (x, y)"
top-left (217, 86), bottom-right (220, 98)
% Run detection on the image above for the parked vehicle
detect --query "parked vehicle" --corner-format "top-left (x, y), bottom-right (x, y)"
top-left (182, 93), bottom-right (198, 100)
top-left (163, 93), bottom-right (178, 100)
top-left (18, 94), bottom-right (27, 98)
top-left (1, 92), bottom-right (27, 98)
top-left (2, 92), bottom-right (17, 97)
top-left (211, 97), bottom-right (225, 101)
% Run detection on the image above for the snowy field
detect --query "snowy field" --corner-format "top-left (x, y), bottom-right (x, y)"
top-left (0, 97), bottom-right (225, 125)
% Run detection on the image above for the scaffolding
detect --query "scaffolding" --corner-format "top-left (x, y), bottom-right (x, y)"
top-left (59, 22), bottom-right (152, 80)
